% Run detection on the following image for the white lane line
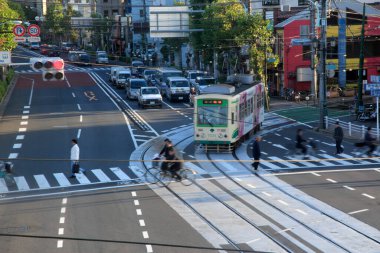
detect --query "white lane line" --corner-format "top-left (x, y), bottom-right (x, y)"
top-left (58, 228), bottom-right (64, 235)
top-left (16, 135), bottom-right (24, 140)
top-left (28, 81), bottom-right (34, 106)
top-left (348, 209), bottom-right (369, 215)
top-left (24, 106), bottom-right (30, 109)
top-left (8, 153), bottom-right (18, 159)
top-left (72, 92), bottom-right (76, 98)
top-left (286, 156), bottom-right (315, 167)
top-left (34, 175), bottom-right (51, 189)
top-left (247, 184), bottom-right (256, 188)
top-left (18, 128), bottom-right (27, 132)
top-left (131, 191), bottom-right (137, 197)
top-left (57, 240), bottom-right (63, 248)
top-left (20, 121), bottom-right (28, 125)
top-left (311, 172), bottom-right (321, 176)
top-left (375, 169), bottom-right (380, 173)
top-left (77, 104), bottom-right (81, 111)
top-left (134, 200), bottom-right (140, 206)
top-left (92, 169), bottom-right (111, 182)
top-left (277, 200), bottom-right (289, 206)
top-left (188, 155), bottom-right (195, 159)
top-left (321, 142), bottom-right (335, 147)
top-left (261, 151), bottom-right (268, 155)
top-left (54, 173), bottom-right (71, 187)
top-left (136, 209), bottom-right (142, 215)
top-left (139, 220), bottom-right (146, 227)
top-left (62, 198), bottom-right (67, 204)
top-left (61, 207), bottom-right (66, 214)
top-left (343, 185), bottom-right (356, 191)
top-left (79, 115), bottom-right (83, 122)
top-left (0, 178), bottom-right (9, 192)
top-left (23, 110), bottom-right (29, 114)
top-left (110, 167), bottom-right (130, 180)
top-left (142, 231), bottom-right (149, 239)
top-left (146, 245), bottom-right (153, 253)
top-left (260, 159), bottom-right (282, 170)
top-left (284, 137), bottom-right (291, 140)
top-left (77, 129), bottom-right (81, 139)
top-left (76, 173), bottom-right (91, 184)
top-left (274, 133), bottom-right (281, 136)
top-left (296, 209), bottom-right (308, 215)
top-left (235, 177), bottom-right (242, 182)
top-left (21, 116), bottom-right (29, 120)
top-left (326, 178), bottom-right (337, 183)
top-left (59, 217), bottom-right (65, 224)
top-left (13, 144), bottom-right (22, 149)
top-left (66, 79), bottom-right (71, 88)
top-left (362, 193), bottom-right (376, 199)
top-left (262, 191), bottom-right (272, 197)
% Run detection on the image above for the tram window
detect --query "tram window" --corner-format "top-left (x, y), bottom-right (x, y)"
top-left (197, 106), bottom-right (228, 126)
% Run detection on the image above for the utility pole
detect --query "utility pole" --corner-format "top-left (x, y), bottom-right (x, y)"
top-left (310, 1), bottom-right (317, 104)
top-left (357, 3), bottom-right (366, 109)
top-left (319, 0), bottom-right (327, 129)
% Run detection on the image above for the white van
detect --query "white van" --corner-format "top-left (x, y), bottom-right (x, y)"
top-left (96, 51), bottom-right (109, 64)
top-left (164, 76), bottom-right (190, 102)
top-left (154, 67), bottom-right (183, 93)
top-left (110, 66), bottom-right (124, 84)
top-left (115, 68), bottom-right (132, 88)
top-left (125, 78), bottom-right (148, 100)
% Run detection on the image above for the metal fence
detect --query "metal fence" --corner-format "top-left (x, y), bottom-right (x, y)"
top-left (325, 116), bottom-right (379, 139)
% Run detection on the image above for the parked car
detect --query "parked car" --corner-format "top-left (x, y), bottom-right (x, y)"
top-left (137, 86), bottom-right (162, 108)
top-left (125, 78), bottom-right (148, 100)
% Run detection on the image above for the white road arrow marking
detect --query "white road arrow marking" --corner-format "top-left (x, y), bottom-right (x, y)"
top-left (273, 144), bottom-right (288, 150)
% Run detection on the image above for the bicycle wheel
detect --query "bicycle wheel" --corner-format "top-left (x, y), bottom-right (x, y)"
top-left (179, 169), bottom-right (196, 186)
top-left (155, 171), bottom-right (172, 187)
top-left (145, 167), bottom-right (160, 184)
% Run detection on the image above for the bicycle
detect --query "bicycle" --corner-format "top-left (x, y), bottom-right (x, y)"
top-left (0, 161), bottom-right (15, 187)
top-left (153, 163), bottom-right (196, 187)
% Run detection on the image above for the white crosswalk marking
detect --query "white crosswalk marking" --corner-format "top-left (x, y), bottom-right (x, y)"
top-left (260, 160), bottom-right (282, 170)
top-left (286, 156), bottom-right (316, 167)
top-left (0, 178), bottom-right (9, 192)
top-left (54, 173), bottom-right (71, 186)
top-left (76, 173), bottom-right (91, 184)
top-left (92, 169), bottom-right (111, 182)
top-left (14, 176), bottom-right (30, 190)
top-left (184, 162), bottom-right (207, 174)
top-left (219, 162), bottom-right (238, 172)
top-left (307, 156), bottom-right (336, 166)
top-left (338, 153), bottom-right (371, 165)
top-left (268, 156), bottom-right (299, 169)
top-left (320, 154), bottom-right (351, 165)
top-left (34, 174), bottom-right (50, 188)
top-left (110, 167), bottom-right (130, 180)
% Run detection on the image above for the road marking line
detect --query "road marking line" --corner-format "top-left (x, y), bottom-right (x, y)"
top-left (20, 121), bottom-right (28, 125)
top-left (136, 209), bottom-right (142, 215)
top-left (305, 155), bottom-right (336, 167)
top-left (77, 129), bottom-right (81, 139)
top-left (235, 177), bottom-right (242, 181)
top-left (139, 219), bottom-right (145, 226)
top-left (75, 173), bottom-right (91, 184)
top-left (61, 207), bottom-right (66, 214)
top-left (18, 128), bottom-right (27, 132)
top-left (77, 104), bottom-right (81, 111)
top-left (261, 151), bottom-right (268, 155)
top-left (247, 184), bottom-right (256, 188)
top-left (284, 137), bottom-right (291, 140)
top-left (274, 133), bottom-right (281, 136)
top-left (23, 110), bottom-right (29, 114)
top-left (362, 193), bottom-right (376, 199)
top-left (24, 106), bottom-right (30, 109)
top-left (348, 209), bottom-right (369, 215)
top-left (262, 191), bottom-right (271, 197)
top-left (375, 169), bottom-right (380, 173)
top-left (59, 217), bottom-right (65, 224)
top-left (62, 198), bottom-right (67, 204)
top-left (21, 116), bottom-right (29, 120)
top-left (311, 172), bottom-right (321, 176)
top-left (131, 191), bottom-right (137, 197)
top-left (54, 173), bottom-right (71, 187)
top-left (58, 228), bottom-right (64, 235)
top-left (92, 169), bottom-right (111, 182)
top-left (278, 228), bottom-right (292, 233)
top-left (343, 185), bottom-right (355, 191)
top-left (320, 154), bottom-right (351, 165)
top-left (16, 135), bottom-right (24, 140)
top-left (296, 209), bottom-right (308, 215)
top-left (146, 245), bottom-right (153, 253)
top-left (142, 231), bottom-right (149, 239)
top-left (72, 92), bottom-right (76, 98)
top-left (8, 153), bottom-right (18, 159)
top-left (57, 240), bottom-right (63, 248)
top-left (79, 115), bottom-right (83, 122)
top-left (134, 200), bottom-right (140, 206)
top-left (34, 175), bottom-right (50, 189)
top-left (277, 200), bottom-right (289, 206)
top-left (188, 155), bottom-right (195, 158)
top-left (326, 178), bottom-right (337, 183)
top-left (189, 118), bottom-right (193, 120)
top-left (13, 143), bottom-right (22, 149)
top-left (0, 178), bottom-right (9, 192)
top-left (246, 238), bottom-right (262, 244)
top-left (110, 167), bottom-right (130, 181)
top-left (268, 156), bottom-right (298, 169)
top-left (66, 79), bottom-right (71, 88)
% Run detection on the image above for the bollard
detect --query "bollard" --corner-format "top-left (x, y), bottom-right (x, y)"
top-left (349, 122), bottom-right (352, 136)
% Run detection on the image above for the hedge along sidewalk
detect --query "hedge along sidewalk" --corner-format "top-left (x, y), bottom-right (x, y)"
top-left (0, 69), bottom-right (17, 120)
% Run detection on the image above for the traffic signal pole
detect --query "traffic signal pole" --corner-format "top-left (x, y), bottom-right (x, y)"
top-left (319, 0), bottom-right (328, 129)
top-left (357, 3), bottom-right (366, 110)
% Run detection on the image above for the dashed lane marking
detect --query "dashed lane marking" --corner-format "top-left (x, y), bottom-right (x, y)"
top-left (326, 178), bottom-right (337, 183)
top-left (362, 193), bottom-right (376, 199)
top-left (311, 172), bottom-right (321, 176)
top-left (61, 207), bottom-right (66, 214)
top-left (59, 217), bottom-right (65, 224)
top-left (21, 116), bottom-right (28, 120)
top-left (134, 200), bottom-right (140, 206)
top-left (262, 191), bottom-right (271, 197)
top-left (80, 115), bottom-right (83, 122)
top-left (247, 184), bottom-right (256, 189)
top-left (348, 209), bottom-right (369, 215)
top-left (136, 209), bottom-right (142, 215)
top-left (142, 231), bottom-right (149, 239)
top-left (277, 200), bottom-right (289, 206)
top-left (343, 185), bottom-right (355, 191)
top-left (139, 220), bottom-right (145, 226)
top-left (57, 240), bottom-right (63, 248)
top-left (58, 228), bottom-right (64, 235)
top-left (24, 106), bottom-right (30, 109)
top-left (62, 198), bottom-right (67, 204)
top-left (77, 129), bottom-right (81, 139)
top-left (146, 245), bottom-right (153, 253)
top-left (131, 191), bottom-right (137, 197)
top-left (296, 209), bottom-right (308, 215)
top-left (20, 121), bottom-right (28, 125)
top-left (284, 137), bottom-right (291, 141)
top-left (13, 143), bottom-right (22, 149)
top-left (16, 135), bottom-right (24, 140)
top-left (77, 104), bottom-right (81, 111)
top-left (8, 153), bottom-right (18, 159)
top-left (18, 128), bottom-right (27, 132)
top-left (23, 110), bottom-right (29, 114)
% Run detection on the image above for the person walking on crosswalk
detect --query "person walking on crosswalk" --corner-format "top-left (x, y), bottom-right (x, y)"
top-left (251, 136), bottom-right (262, 171)
top-left (69, 139), bottom-right (85, 178)
top-left (334, 121), bottom-right (344, 154)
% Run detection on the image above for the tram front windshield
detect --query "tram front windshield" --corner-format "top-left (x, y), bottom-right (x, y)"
top-left (197, 106), bottom-right (228, 127)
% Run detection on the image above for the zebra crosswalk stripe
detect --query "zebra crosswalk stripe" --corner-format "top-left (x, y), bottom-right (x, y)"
top-left (338, 153), bottom-right (371, 165)
top-left (307, 156), bottom-right (336, 166)
top-left (54, 173), bottom-right (71, 186)
top-left (0, 178), bottom-right (8, 192)
top-left (286, 156), bottom-right (316, 167)
top-left (34, 174), bottom-right (50, 188)
top-left (184, 162), bottom-right (207, 174)
top-left (110, 167), bottom-right (130, 180)
top-left (76, 173), bottom-right (91, 184)
top-left (268, 156), bottom-right (299, 169)
top-left (260, 160), bottom-right (282, 170)
top-left (320, 154), bottom-right (352, 165)
top-left (92, 169), bottom-right (111, 182)
top-left (14, 176), bottom-right (30, 190)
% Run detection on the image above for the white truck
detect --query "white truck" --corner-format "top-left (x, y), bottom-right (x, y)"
top-left (164, 76), bottom-right (191, 102)
top-left (96, 51), bottom-right (109, 64)
top-left (115, 68), bottom-right (132, 88)
top-left (137, 86), bottom-right (162, 108)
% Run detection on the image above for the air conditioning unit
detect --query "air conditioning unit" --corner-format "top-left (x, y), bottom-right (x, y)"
top-left (281, 5), bottom-right (291, 11)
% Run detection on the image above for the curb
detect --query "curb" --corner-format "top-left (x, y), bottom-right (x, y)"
top-left (0, 73), bottom-right (19, 120)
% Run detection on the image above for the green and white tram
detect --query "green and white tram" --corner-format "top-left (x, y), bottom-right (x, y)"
top-left (194, 83), bottom-right (264, 151)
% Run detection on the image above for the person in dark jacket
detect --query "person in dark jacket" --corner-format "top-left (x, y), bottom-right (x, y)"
top-left (166, 147), bottom-right (182, 180)
top-left (252, 136), bottom-right (262, 170)
top-left (159, 139), bottom-right (173, 171)
top-left (365, 126), bottom-right (376, 157)
top-left (333, 121), bottom-right (344, 154)
top-left (296, 129), bottom-right (308, 157)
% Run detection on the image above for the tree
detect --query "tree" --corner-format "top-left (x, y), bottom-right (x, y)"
top-left (91, 13), bottom-right (110, 51)
top-left (0, 0), bottom-right (21, 51)
top-left (43, 1), bottom-right (65, 44)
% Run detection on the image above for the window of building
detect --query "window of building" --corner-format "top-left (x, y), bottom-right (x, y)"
top-left (303, 45), bottom-right (311, 61)
top-left (262, 0), bottom-right (280, 6)
top-left (298, 0), bottom-right (308, 5)
top-left (103, 10), bottom-right (109, 17)
top-left (140, 9), bottom-right (145, 17)
top-left (112, 9), bottom-right (118, 16)
top-left (300, 25), bottom-right (309, 38)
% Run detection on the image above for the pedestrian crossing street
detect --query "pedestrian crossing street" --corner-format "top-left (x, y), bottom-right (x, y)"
top-left (15, 66), bottom-right (111, 74)
top-left (0, 162), bottom-right (208, 193)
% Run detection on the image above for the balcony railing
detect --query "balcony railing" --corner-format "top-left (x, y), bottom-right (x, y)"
top-left (262, 0), bottom-right (280, 6)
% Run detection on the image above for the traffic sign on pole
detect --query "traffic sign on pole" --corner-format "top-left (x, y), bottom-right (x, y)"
top-left (27, 24), bottom-right (40, 37)
top-left (0, 51), bottom-right (11, 65)
top-left (13, 25), bottom-right (26, 37)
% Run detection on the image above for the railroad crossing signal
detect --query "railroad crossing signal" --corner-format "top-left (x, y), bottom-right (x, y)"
top-left (30, 57), bottom-right (65, 81)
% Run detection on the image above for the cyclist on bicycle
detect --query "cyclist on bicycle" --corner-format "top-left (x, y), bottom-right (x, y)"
top-left (365, 126), bottom-right (376, 157)
top-left (159, 139), bottom-right (173, 171)
top-left (165, 147), bottom-right (182, 180)
top-left (296, 129), bottom-right (308, 158)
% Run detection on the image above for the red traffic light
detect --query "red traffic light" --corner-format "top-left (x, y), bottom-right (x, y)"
top-left (53, 60), bottom-right (64, 70)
